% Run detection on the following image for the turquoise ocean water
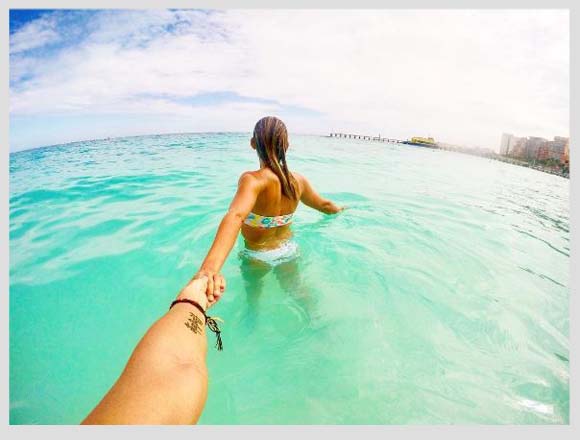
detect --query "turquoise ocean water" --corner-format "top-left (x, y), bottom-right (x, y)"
top-left (10, 133), bottom-right (569, 424)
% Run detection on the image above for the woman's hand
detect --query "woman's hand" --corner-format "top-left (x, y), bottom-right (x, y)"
top-left (193, 269), bottom-right (226, 304)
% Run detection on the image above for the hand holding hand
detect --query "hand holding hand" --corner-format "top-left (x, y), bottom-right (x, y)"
top-left (176, 276), bottom-right (213, 311)
top-left (193, 269), bottom-right (226, 305)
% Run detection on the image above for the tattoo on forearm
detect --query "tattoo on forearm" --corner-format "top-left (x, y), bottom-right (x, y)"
top-left (185, 312), bottom-right (204, 334)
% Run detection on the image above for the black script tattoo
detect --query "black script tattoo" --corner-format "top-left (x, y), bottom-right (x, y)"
top-left (185, 312), bottom-right (204, 335)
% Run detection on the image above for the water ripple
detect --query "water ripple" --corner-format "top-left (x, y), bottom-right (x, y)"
top-left (9, 133), bottom-right (568, 424)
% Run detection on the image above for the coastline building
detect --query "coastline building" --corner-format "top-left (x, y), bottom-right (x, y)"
top-left (553, 136), bottom-right (569, 164)
top-left (525, 137), bottom-right (547, 161)
top-left (509, 137), bottom-right (528, 158)
top-left (536, 142), bottom-right (551, 161)
top-left (500, 133), bottom-right (517, 155)
top-left (500, 133), bottom-right (512, 155)
top-left (503, 132), bottom-right (569, 165)
top-left (536, 136), bottom-right (568, 163)
top-left (500, 133), bottom-right (521, 156)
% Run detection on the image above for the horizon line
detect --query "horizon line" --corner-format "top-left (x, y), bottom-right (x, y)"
top-left (10, 129), bottom-right (332, 155)
top-left (11, 129), bottom-right (519, 155)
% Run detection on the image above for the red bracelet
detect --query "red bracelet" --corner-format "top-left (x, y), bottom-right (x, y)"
top-left (169, 298), bottom-right (223, 351)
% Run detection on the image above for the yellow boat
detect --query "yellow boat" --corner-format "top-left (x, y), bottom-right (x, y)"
top-left (404, 136), bottom-right (437, 148)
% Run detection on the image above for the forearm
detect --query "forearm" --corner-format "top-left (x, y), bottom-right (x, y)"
top-left (319, 199), bottom-right (343, 214)
top-left (82, 304), bottom-right (208, 425)
top-left (200, 211), bottom-right (244, 271)
top-left (136, 303), bottom-right (208, 369)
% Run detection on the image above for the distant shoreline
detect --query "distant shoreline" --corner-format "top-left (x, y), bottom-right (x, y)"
top-left (487, 155), bottom-right (569, 179)
top-left (436, 146), bottom-right (569, 179)
top-left (327, 134), bottom-right (570, 179)
top-left (10, 132), bottom-right (570, 180)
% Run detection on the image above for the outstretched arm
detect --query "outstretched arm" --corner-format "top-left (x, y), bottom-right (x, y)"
top-left (82, 277), bottom-right (213, 425)
top-left (297, 174), bottom-right (343, 214)
top-left (196, 173), bottom-right (261, 301)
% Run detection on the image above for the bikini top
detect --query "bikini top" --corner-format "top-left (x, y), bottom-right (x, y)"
top-left (244, 211), bottom-right (294, 229)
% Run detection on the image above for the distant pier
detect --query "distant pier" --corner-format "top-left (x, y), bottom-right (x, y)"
top-left (329, 133), bottom-right (405, 143)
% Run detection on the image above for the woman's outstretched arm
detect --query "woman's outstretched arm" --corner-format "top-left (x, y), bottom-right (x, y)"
top-left (82, 277), bottom-right (213, 425)
top-left (296, 173), bottom-right (344, 214)
top-left (196, 172), bottom-right (261, 302)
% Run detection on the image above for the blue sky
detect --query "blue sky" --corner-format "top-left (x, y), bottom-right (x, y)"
top-left (9, 9), bottom-right (569, 152)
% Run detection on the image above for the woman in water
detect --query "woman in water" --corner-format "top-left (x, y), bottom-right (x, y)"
top-left (194, 116), bottom-right (343, 305)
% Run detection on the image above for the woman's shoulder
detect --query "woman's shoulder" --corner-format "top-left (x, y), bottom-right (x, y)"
top-left (237, 170), bottom-right (267, 189)
top-left (237, 170), bottom-right (257, 185)
top-left (290, 171), bottom-right (307, 196)
top-left (241, 168), bottom-right (271, 180)
top-left (291, 170), bottom-right (305, 183)
top-left (292, 171), bottom-right (310, 187)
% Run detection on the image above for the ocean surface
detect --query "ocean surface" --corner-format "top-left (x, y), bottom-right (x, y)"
top-left (9, 133), bottom-right (569, 424)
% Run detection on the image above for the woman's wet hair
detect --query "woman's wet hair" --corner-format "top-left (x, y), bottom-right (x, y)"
top-left (252, 116), bottom-right (298, 201)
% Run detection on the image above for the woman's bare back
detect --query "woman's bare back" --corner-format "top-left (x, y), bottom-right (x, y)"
top-left (240, 168), bottom-right (302, 250)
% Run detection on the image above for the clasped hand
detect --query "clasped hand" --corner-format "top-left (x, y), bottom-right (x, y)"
top-left (192, 269), bottom-right (226, 305)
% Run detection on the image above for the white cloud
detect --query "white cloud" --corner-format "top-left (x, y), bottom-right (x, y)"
top-left (10, 14), bottom-right (61, 54)
top-left (10, 9), bottom-right (569, 150)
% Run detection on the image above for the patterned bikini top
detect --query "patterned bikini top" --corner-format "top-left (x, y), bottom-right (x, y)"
top-left (244, 211), bottom-right (294, 229)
